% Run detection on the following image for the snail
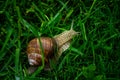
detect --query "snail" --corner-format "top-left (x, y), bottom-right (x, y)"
top-left (26, 20), bottom-right (79, 73)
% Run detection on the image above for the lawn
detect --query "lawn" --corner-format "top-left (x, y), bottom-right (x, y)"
top-left (0, 0), bottom-right (120, 80)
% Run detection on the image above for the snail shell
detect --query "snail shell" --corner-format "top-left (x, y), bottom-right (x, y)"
top-left (27, 20), bottom-right (79, 73)
top-left (27, 37), bottom-right (57, 66)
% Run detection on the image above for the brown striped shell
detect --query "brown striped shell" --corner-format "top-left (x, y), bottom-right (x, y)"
top-left (27, 37), bottom-right (57, 66)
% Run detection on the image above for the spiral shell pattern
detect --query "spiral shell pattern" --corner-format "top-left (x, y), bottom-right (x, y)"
top-left (27, 37), bottom-right (57, 66)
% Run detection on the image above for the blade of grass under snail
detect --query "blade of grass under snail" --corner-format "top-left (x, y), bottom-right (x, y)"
top-left (31, 37), bottom-right (45, 77)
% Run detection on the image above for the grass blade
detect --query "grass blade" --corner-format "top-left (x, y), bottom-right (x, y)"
top-left (15, 48), bottom-right (20, 80)
top-left (0, 28), bottom-right (13, 61)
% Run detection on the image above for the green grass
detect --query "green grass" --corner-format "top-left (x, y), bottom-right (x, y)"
top-left (0, 0), bottom-right (120, 80)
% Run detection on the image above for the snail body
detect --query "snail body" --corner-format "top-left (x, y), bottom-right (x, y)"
top-left (27, 21), bottom-right (79, 73)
